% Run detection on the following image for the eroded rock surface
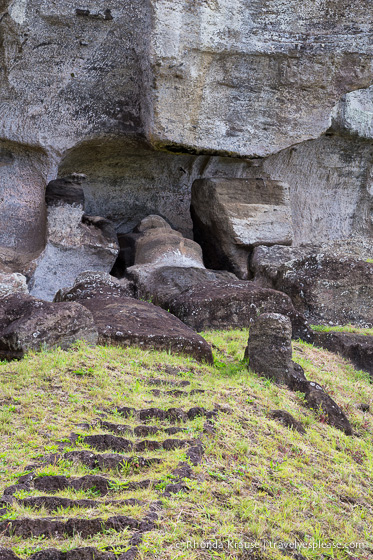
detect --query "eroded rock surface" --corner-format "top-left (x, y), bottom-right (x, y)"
top-left (191, 178), bottom-right (293, 278)
top-left (0, 293), bottom-right (98, 360)
top-left (56, 273), bottom-right (213, 363)
top-left (149, 0), bottom-right (373, 156)
top-left (0, 141), bottom-right (48, 271)
top-left (29, 177), bottom-right (119, 301)
top-left (251, 245), bottom-right (373, 327)
top-left (129, 264), bottom-right (310, 339)
top-left (0, 271), bottom-right (28, 298)
top-left (245, 313), bottom-right (294, 385)
top-left (129, 215), bottom-right (204, 269)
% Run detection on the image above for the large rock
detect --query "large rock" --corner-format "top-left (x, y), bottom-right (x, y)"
top-left (2, 0), bottom-right (372, 158)
top-left (0, 294), bottom-right (98, 360)
top-left (251, 245), bottom-right (373, 327)
top-left (149, 0), bottom-right (373, 157)
top-left (312, 331), bottom-right (373, 376)
top-left (245, 313), bottom-right (294, 385)
top-left (128, 264), bottom-right (311, 340)
top-left (191, 178), bottom-right (293, 279)
top-left (128, 265), bottom-right (235, 304)
top-left (260, 134), bottom-right (373, 246)
top-left (1, 0), bottom-right (373, 266)
top-left (55, 274), bottom-right (213, 363)
top-left (113, 215), bottom-right (205, 276)
top-left (29, 177), bottom-right (119, 301)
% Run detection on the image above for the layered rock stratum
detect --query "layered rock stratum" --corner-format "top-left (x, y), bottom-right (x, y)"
top-left (1, 0), bottom-right (372, 271)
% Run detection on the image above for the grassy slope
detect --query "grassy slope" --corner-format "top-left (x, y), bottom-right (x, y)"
top-left (0, 330), bottom-right (372, 559)
top-left (311, 325), bottom-right (373, 336)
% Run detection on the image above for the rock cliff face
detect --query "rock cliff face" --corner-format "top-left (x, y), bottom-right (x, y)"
top-left (149, 0), bottom-right (373, 157)
top-left (0, 0), bottom-right (372, 274)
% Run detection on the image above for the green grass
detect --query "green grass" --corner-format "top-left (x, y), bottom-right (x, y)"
top-left (311, 324), bottom-right (373, 336)
top-left (0, 332), bottom-right (372, 559)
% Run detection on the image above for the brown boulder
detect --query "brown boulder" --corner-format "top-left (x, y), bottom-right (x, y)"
top-left (55, 275), bottom-right (213, 363)
top-left (0, 294), bottom-right (98, 360)
top-left (166, 274), bottom-right (311, 340)
top-left (245, 313), bottom-right (293, 384)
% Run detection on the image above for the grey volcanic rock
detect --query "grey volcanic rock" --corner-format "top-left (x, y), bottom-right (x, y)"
top-left (1, 0), bottom-right (373, 268)
top-left (2, 0), bottom-right (372, 158)
top-left (0, 0), bottom-right (151, 152)
top-left (0, 141), bottom-right (48, 271)
top-left (29, 178), bottom-right (119, 301)
top-left (191, 178), bottom-right (293, 278)
top-left (251, 245), bottom-right (373, 326)
top-left (149, 0), bottom-right (373, 157)
top-left (245, 313), bottom-right (293, 385)
top-left (333, 85), bottom-right (373, 141)
top-left (0, 293), bottom-right (98, 360)
top-left (56, 275), bottom-right (213, 363)
top-left (260, 134), bottom-right (373, 246)
top-left (58, 142), bottom-right (259, 240)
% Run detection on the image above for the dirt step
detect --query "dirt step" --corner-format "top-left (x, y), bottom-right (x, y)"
top-left (116, 406), bottom-right (217, 423)
top-left (78, 434), bottom-right (193, 453)
top-left (98, 420), bottom-right (187, 437)
top-left (0, 511), bottom-right (157, 538)
top-left (26, 451), bottom-right (162, 472)
top-left (1, 543), bottom-right (140, 560)
top-left (146, 378), bottom-right (191, 387)
top-left (150, 389), bottom-right (205, 397)
top-left (2, 475), bottom-right (158, 497)
top-left (12, 496), bottom-right (144, 512)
